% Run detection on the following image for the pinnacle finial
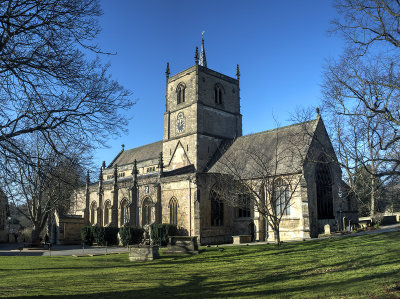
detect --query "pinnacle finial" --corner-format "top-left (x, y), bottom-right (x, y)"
top-left (113, 164), bottom-right (118, 184)
top-left (99, 166), bottom-right (103, 183)
top-left (166, 62), bottom-right (170, 78)
top-left (316, 107), bottom-right (320, 116)
top-left (86, 170), bottom-right (90, 185)
top-left (132, 159), bottom-right (138, 182)
top-left (236, 64), bottom-right (240, 80)
top-left (199, 31), bottom-right (207, 67)
top-left (121, 144), bottom-right (125, 151)
top-left (102, 161), bottom-right (106, 169)
top-left (195, 46), bottom-right (199, 65)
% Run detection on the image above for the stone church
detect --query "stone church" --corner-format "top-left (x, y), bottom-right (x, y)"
top-left (61, 38), bottom-right (358, 245)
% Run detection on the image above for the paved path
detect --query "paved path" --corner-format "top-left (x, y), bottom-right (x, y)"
top-left (0, 223), bottom-right (399, 255)
top-left (213, 223), bottom-right (400, 247)
top-left (0, 243), bottom-right (129, 257)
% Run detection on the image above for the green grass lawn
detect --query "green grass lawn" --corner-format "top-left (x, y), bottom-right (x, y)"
top-left (1, 232), bottom-right (400, 298)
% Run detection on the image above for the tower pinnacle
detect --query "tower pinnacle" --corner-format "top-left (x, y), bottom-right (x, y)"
top-left (199, 31), bottom-right (207, 67)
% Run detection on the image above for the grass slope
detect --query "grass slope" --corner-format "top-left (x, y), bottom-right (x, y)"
top-left (0, 232), bottom-right (400, 298)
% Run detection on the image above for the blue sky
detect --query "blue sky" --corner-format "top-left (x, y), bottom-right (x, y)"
top-left (93, 0), bottom-right (343, 166)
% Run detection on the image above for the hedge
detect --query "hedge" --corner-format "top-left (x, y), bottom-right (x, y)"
top-left (81, 226), bottom-right (119, 246)
top-left (150, 223), bottom-right (177, 246)
top-left (119, 227), bottom-right (144, 246)
top-left (81, 226), bottom-right (93, 245)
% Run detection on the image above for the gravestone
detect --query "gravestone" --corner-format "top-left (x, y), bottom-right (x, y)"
top-left (324, 224), bottom-right (331, 235)
top-left (129, 246), bottom-right (159, 261)
top-left (165, 236), bottom-right (198, 254)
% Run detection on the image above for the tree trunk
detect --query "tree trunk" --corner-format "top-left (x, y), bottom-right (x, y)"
top-left (370, 174), bottom-right (375, 217)
top-left (31, 226), bottom-right (41, 243)
top-left (273, 228), bottom-right (281, 246)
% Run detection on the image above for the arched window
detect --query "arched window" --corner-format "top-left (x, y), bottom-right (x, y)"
top-left (215, 84), bottom-right (223, 104)
top-left (177, 83), bottom-right (185, 104)
top-left (90, 201), bottom-right (97, 225)
top-left (315, 157), bottom-right (333, 219)
top-left (274, 179), bottom-right (290, 216)
top-left (142, 197), bottom-right (152, 226)
top-left (169, 197), bottom-right (178, 225)
top-left (104, 200), bottom-right (111, 225)
top-left (210, 187), bottom-right (224, 226)
top-left (120, 199), bottom-right (129, 226)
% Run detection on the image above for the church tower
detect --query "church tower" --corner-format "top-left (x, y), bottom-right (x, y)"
top-left (163, 36), bottom-right (242, 172)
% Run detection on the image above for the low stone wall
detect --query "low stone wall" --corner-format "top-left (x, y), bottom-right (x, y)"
top-left (165, 236), bottom-right (198, 254)
top-left (129, 246), bottom-right (159, 261)
top-left (232, 235), bottom-right (251, 245)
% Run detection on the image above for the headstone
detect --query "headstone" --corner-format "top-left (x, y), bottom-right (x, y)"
top-left (129, 246), bottom-right (159, 261)
top-left (324, 224), bottom-right (331, 235)
top-left (165, 236), bottom-right (198, 254)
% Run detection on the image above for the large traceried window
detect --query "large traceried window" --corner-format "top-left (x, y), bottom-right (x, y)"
top-left (120, 199), bottom-right (129, 226)
top-left (274, 178), bottom-right (290, 216)
top-left (104, 200), bottom-right (111, 225)
top-left (316, 157), bottom-right (334, 219)
top-left (90, 201), bottom-right (97, 225)
top-left (169, 197), bottom-right (178, 225)
top-left (177, 83), bottom-right (185, 104)
top-left (142, 197), bottom-right (152, 226)
top-left (238, 193), bottom-right (251, 218)
top-left (210, 188), bottom-right (224, 226)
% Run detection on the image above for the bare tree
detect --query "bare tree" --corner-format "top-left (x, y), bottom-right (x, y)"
top-left (2, 135), bottom-right (85, 241)
top-left (210, 123), bottom-right (311, 245)
top-left (0, 0), bottom-right (133, 168)
top-left (323, 0), bottom-right (400, 178)
top-left (319, 0), bottom-right (400, 216)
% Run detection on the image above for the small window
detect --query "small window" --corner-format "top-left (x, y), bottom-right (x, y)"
top-left (177, 83), bottom-right (185, 104)
top-left (274, 179), bottom-right (290, 216)
top-left (210, 188), bottom-right (224, 226)
top-left (104, 200), bottom-right (111, 225)
top-left (90, 201), bottom-right (97, 225)
top-left (142, 198), bottom-right (152, 225)
top-left (169, 197), bottom-right (178, 225)
top-left (145, 185), bottom-right (149, 194)
top-left (120, 199), bottom-right (129, 226)
top-left (215, 84), bottom-right (223, 104)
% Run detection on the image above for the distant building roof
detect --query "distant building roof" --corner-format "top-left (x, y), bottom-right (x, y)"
top-left (109, 140), bottom-right (162, 167)
top-left (208, 118), bottom-right (320, 178)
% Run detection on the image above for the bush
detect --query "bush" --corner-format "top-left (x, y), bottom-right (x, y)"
top-left (81, 226), bottom-right (93, 245)
top-left (119, 227), bottom-right (144, 246)
top-left (150, 223), bottom-right (177, 246)
top-left (104, 227), bottom-right (119, 245)
top-left (91, 226), bottom-right (119, 246)
top-left (91, 226), bottom-right (105, 245)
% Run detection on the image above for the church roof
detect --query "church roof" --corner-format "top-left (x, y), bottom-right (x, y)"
top-left (208, 118), bottom-right (320, 178)
top-left (109, 140), bottom-right (162, 167)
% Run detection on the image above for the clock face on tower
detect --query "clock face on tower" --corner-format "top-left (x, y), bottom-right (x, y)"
top-left (176, 112), bottom-right (186, 133)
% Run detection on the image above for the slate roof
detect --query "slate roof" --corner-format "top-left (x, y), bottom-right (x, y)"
top-left (109, 140), bottom-right (162, 167)
top-left (207, 118), bottom-right (320, 178)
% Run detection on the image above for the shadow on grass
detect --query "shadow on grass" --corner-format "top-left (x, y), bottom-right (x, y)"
top-left (12, 267), bottom-right (400, 299)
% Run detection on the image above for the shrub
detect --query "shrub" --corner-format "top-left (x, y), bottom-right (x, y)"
top-left (91, 226), bottom-right (105, 245)
top-left (90, 226), bottom-right (119, 246)
top-left (104, 227), bottom-right (119, 245)
top-left (150, 223), bottom-right (177, 246)
top-left (81, 226), bottom-right (93, 245)
top-left (119, 227), bottom-right (144, 246)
